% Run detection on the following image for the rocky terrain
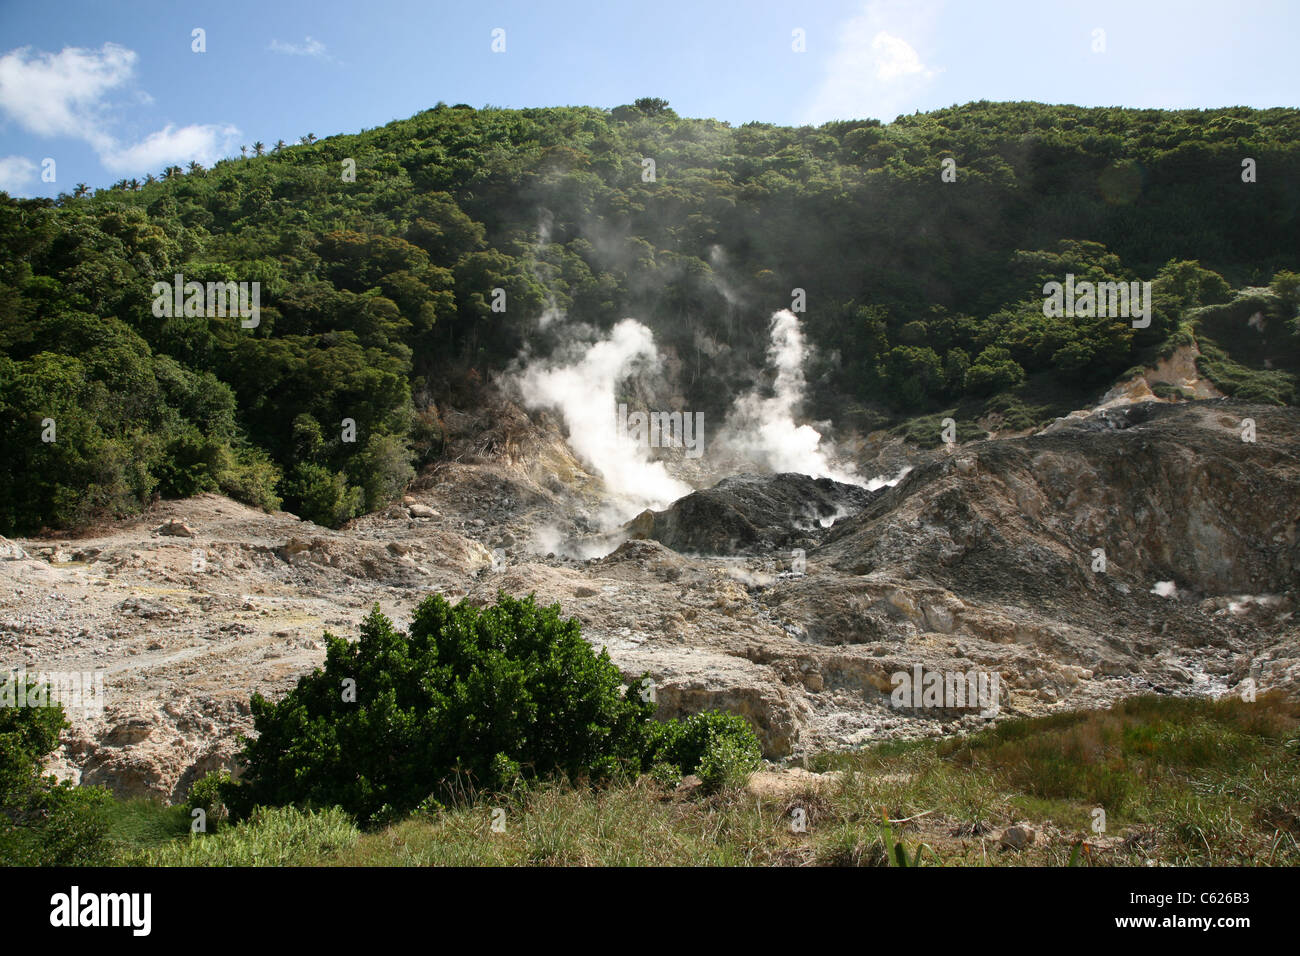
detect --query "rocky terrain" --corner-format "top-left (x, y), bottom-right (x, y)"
top-left (3, 395), bottom-right (1297, 803)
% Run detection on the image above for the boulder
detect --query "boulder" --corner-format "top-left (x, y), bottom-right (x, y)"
top-left (155, 519), bottom-right (196, 538)
top-left (999, 825), bottom-right (1036, 851)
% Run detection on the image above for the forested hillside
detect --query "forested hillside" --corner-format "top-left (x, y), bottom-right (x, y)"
top-left (2, 99), bottom-right (1298, 533)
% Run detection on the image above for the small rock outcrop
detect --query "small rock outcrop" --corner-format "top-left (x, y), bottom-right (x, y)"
top-left (626, 473), bottom-right (877, 555)
top-left (154, 519), bottom-right (196, 538)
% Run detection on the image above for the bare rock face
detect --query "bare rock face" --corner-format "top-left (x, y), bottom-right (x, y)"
top-left (742, 399), bottom-right (1299, 747)
top-left (819, 401), bottom-right (1300, 601)
top-left (0, 536), bottom-right (27, 559)
top-left (626, 473), bottom-right (876, 555)
top-left (647, 656), bottom-right (809, 757)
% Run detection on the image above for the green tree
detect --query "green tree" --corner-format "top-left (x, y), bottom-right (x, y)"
top-left (965, 346), bottom-right (1026, 395)
top-left (1270, 270), bottom-right (1300, 317)
top-left (283, 462), bottom-right (364, 527)
top-left (353, 431), bottom-right (416, 511)
top-left (882, 345), bottom-right (943, 409)
top-left (232, 595), bottom-right (658, 826)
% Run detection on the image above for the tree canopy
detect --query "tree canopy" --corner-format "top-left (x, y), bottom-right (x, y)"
top-left (2, 100), bottom-right (1297, 531)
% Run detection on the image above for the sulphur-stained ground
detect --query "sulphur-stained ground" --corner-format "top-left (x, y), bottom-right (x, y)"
top-left (2, 397), bottom-right (1297, 802)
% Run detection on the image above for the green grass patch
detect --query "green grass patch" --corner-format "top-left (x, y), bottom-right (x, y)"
top-left (104, 798), bottom-right (193, 853)
top-left (889, 407), bottom-right (987, 447)
top-left (1195, 339), bottom-right (1295, 404)
top-left (1150, 382), bottom-right (1195, 400)
top-left (127, 806), bottom-right (360, 866)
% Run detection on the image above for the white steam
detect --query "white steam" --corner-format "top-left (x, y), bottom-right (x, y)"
top-left (532, 212), bottom-right (565, 330)
top-left (516, 318), bottom-right (692, 523)
top-left (723, 310), bottom-right (865, 485)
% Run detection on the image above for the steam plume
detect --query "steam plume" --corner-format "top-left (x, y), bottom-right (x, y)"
top-left (516, 318), bottom-right (692, 523)
top-left (723, 309), bottom-right (865, 485)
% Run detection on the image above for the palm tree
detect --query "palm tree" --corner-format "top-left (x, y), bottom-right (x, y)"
top-left (164, 165), bottom-right (182, 180)
top-left (273, 140), bottom-right (286, 153)
top-left (299, 133), bottom-right (316, 145)
top-left (128, 178), bottom-right (141, 191)
top-left (187, 160), bottom-right (204, 174)
top-left (73, 183), bottom-right (89, 198)
top-left (240, 145), bottom-right (248, 158)
top-left (112, 179), bottom-right (129, 190)
top-left (253, 141), bottom-right (265, 156)
top-left (144, 173), bottom-right (157, 185)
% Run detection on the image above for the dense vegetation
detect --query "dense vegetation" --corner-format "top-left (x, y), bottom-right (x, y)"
top-left (225, 592), bottom-right (760, 828)
top-left (3, 99), bottom-right (1299, 531)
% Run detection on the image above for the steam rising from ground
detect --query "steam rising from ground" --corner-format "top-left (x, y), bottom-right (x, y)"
top-left (721, 310), bottom-right (866, 486)
top-left (516, 318), bottom-right (691, 524)
top-left (514, 307), bottom-right (905, 555)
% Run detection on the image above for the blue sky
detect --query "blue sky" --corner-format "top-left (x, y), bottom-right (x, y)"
top-left (1, 0), bottom-right (1296, 196)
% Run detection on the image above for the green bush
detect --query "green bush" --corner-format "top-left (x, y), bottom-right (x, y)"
top-left (215, 445), bottom-right (283, 512)
top-left (0, 677), bottom-right (114, 865)
top-left (186, 770), bottom-right (232, 830)
top-left (696, 734), bottom-right (762, 791)
top-left (1271, 270), bottom-right (1300, 316)
top-left (229, 594), bottom-right (766, 823)
top-left (965, 346), bottom-right (1026, 396)
top-left (1150, 382), bottom-right (1194, 401)
top-left (282, 462), bottom-right (364, 527)
top-left (644, 711), bottom-right (762, 791)
top-left (232, 593), bottom-right (657, 827)
top-left (352, 431), bottom-right (416, 511)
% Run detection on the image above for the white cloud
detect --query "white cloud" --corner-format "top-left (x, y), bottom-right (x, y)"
top-left (103, 123), bottom-right (240, 173)
top-left (0, 42), bottom-right (239, 175)
top-left (269, 36), bottom-right (329, 59)
top-left (805, 0), bottom-right (942, 123)
top-left (0, 155), bottom-right (37, 193)
top-left (870, 32), bottom-right (933, 83)
top-left (0, 42), bottom-right (133, 151)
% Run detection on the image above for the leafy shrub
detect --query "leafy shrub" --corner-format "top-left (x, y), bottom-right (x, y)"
top-left (965, 346), bottom-right (1026, 395)
top-left (696, 734), bottom-right (762, 791)
top-left (282, 462), bottom-right (364, 527)
top-left (215, 445), bottom-right (283, 512)
top-left (0, 677), bottom-right (114, 865)
top-left (1195, 339), bottom-right (1295, 405)
top-left (229, 594), bottom-right (767, 823)
top-left (1150, 382), bottom-right (1194, 401)
top-left (648, 761), bottom-right (683, 789)
top-left (185, 770), bottom-right (232, 829)
top-left (1271, 269), bottom-right (1300, 316)
top-left (232, 594), bottom-right (657, 827)
top-left (352, 431), bottom-right (416, 511)
top-left (644, 711), bottom-right (762, 791)
top-left (891, 409), bottom-right (985, 448)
